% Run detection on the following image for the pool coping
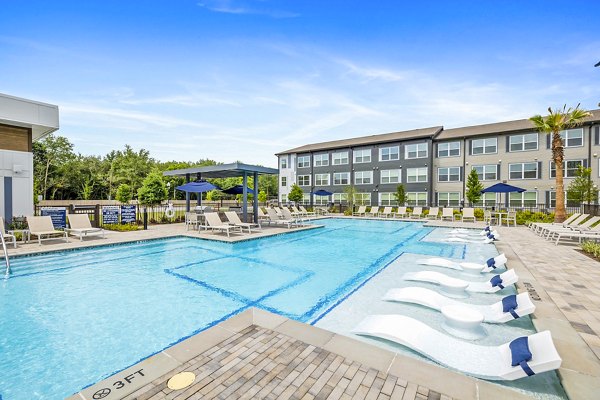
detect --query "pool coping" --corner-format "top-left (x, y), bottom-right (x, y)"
top-left (67, 308), bottom-right (533, 400)
top-left (495, 239), bottom-right (600, 400)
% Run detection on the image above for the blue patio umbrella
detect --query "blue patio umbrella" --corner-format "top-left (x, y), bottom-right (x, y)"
top-left (481, 183), bottom-right (525, 208)
top-left (175, 180), bottom-right (220, 193)
top-left (312, 189), bottom-right (333, 196)
top-left (221, 185), bottom-right (255, 195)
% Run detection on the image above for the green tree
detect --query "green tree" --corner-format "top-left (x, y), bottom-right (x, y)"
top-left (567, 166), bottom-right (598, 204)
top-left (115, 184), bottom-right (133, 204)
top-left (393, 184), bottom-right (407, 206)
top-left (465, 168), bottom-right (484, 205)
top-left (137, 172), bottom-right (167, 205)
top-left (258, 190), bottom-right (267, 203)
top-left (288, 184), bottom-right (304, 203)
top-left (33, 134), bottom-right (75, 200)
top-left (530, 105), bottom-right (591, 222)
top-left (344, 185), bottom-right (358, 209)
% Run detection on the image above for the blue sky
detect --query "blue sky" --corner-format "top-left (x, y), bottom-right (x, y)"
top-left (1, 1), bottom-right (599, 167)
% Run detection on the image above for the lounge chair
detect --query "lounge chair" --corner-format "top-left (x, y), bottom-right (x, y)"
top-left (27, 216), bottom-right (69, 245)
top-left (203, 212), bottom-right (242, 237)
top-left (410, 207), bottom-right (423, 219)
top-left (65, 214), bottom-right (105, 241)
top-left (461, 208), bottom-right (476, 223)
top-left (394, 206), bottom-right (408, 218)
top-left (0, 217), bottom-right (17, 248)
top-left (366, 207), bottom-right (381, 217)
top-left (543, 215), bottom-right (600, 240)
top-left (299, 205), bottom-right (316, 217)
top-left (418, 253), bottom-right (508, 274)
top-left (426, 207), bottom-right (439, 220)
top-left (224, 211), bottom-right (261, 233)
top-left (529, 213), bottom-right (579, 232)
top-left (352, 315), bottom-right (561, 381)
top-left (257, 207), bottom-right (270, 223)
top-left (402, 269), bottom-right (518, 295)
top-left (185, 212), bottom-right (200, 231)
top-left (484, 210), bottom-right (497, 225)
top-left (282, 208), bottom-right (303, 224)
top-left (383, 288), bottom-right (535, 323)
top-left (290, 205), bottom-right (304, 217)
top-left (552, 222), bottom-right (600, 245)
top-left (353, 205), bottom-right (367, 217)
top-left (266, 208), bottom-right (296, 228)
top-left (379, 207), bottom-right (393, 218)
top-left (441, 207), bottom-right (455, 221)
top-left (274, 207), bottom-right (284, 218)
top-left (534, 213), bottom-right (588, 236)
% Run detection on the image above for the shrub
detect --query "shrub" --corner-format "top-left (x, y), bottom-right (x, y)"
top-left (581, 241), bottom-right (600, 259)
top-left (516, 210), bottom-right (554, 226)
top-left (103, 223), bottom-right (140, 232)
top-left (343, 208), bottom-right (353, 216)
top-left (473, 208), bottom-right (484, 220)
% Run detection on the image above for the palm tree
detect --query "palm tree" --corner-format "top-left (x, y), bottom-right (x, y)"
top-left (530, 105), bottom-right (591, 222)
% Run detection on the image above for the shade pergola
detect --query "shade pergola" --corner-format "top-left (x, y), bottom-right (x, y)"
top-left (163, 162), bottom-right (278, 223)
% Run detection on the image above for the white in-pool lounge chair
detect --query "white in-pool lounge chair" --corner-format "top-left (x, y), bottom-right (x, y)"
top-left (266, 208), bottom-right (296, 228)
top-left (379, 207), bottom-right (393, 218)
top-left (402, 269), bottom-right (518, 295)
top-left (27, 216), bottom-right (69, 245)
top-left (0, 217), bottom-right (17, 248)
top-left (383, 287), bottom-right (535, 323)
top-left (410, 207), bottom-right (423, 219)
top-left (204, 212), bottom-right (242, 237)
top-left (352, 315), bottom-right (561, 381)
top-left (394, 206), bottom-right (408, 218)
top-left (418, 253), bottom-right (508, 274)
top-left (224, 211), bottom-right (261, 233)
top-left (353, 205), bottom-right (367, 217)
top-left (443, 230), bottom-right (499, 244)
top-left (461, 208), bottom-right (476, 222)
top-left (426, 207), bottom-right (439, 220)
top-left (441, 207), bottom-right (455, 221)
top-left (65, 214), bottom-right (105, 241)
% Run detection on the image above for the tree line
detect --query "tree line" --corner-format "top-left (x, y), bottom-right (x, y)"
top-left (34, 134), bottom-right (278, 203)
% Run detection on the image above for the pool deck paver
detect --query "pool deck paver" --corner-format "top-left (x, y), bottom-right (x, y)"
top-left (70, 308), bottom-right (530, 400)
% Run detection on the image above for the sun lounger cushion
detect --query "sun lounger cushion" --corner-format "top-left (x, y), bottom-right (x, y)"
top-left (502, 295), bottom-right (519, 319)
top-left (510, 337), bottom-right (535, 376)
top-left (490, 275), bottom-right (504, 289)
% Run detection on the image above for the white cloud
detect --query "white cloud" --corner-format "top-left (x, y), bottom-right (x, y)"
top-left (197, 0), bottom-right (299, 18)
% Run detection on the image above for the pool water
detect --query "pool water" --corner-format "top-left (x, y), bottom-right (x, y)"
top-left (0, 219), bottom-right (545, 399)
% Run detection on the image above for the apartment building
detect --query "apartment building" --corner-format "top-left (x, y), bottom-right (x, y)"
top-left (277, 110), bottom-right (600, 207)
top-left (0, 93), bottom-right (59, 222)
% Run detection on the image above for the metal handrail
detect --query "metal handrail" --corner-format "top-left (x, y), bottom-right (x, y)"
top-left (1, 233), bottom-right (10, 277)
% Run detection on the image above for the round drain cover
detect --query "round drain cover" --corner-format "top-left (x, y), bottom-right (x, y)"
top-left (167, 371), bottom-right (196, 390)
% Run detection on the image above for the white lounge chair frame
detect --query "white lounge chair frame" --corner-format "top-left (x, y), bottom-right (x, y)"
top-left (379, 207), bottom-right (393, 218)
top-left (402, 269), bottom-right (518, 294)
top-left (353, 315), bottom-right (561, 381)
top-left (224, 211), bottom-right (261, 233)
top-left (394, 206), bottom-right (408, 218)
top-left (0, 217), bottom-right (17, 248)
top-left (65, 214), bottom-right (105, 241)
top-left (27, 216), bottom-right (69, 245)
top-left (204, 212), bottom-right (242, 237)
top-left (353, 205), bottom-right (367, 217)
top-left (266, 208), bottom-right (296, 228)
top-left (441, 208), bottom-right (454, 221)
top-left (410, 207), bottom-right (423, 219)
top-left (461, 208), bottom-right (476, 223)
top-left (426, 207), bottom-right (439, 220)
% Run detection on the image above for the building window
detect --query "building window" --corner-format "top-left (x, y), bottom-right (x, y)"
top-left (437, 142), bottom-right (460, 157)
top-left (550, 160), bottom-right (584, 178)
top-left (471, 138), bottom-right (497, 155)
top-left (380, 169), bottom-right (401, 184)
top-left (473, 165), bottom-right (498, 181)
top-left (438, 192), bottom-right (460, 207)
top-left (353, 149), bottom-right (371, 164)
top-left (280, 158), bottom-right (287, 169)
top-left (407, 192), bottom-right (427, 206)
top-left (549, 191), bottom-right (579, 207)
top-left (297, 156), bottom-right (310, 168)
top-left (281, 194), bottom-right (287, 203)
top-left (481, 192), bottom-right (497, 206)
top-left (333, 193), bottom-right (348, 203)
top-left (405, 143), bottom-right (428, 159)
top-left (354, 171), bottom-right (373, 185)
top-left (333, 172), bottom-right (350, 185)
top-left (509, 133), bottom-right (538, 152)
top-left (314, 154), bottom-right (329, 167)
top-left (509, 191), bottom-right (537, 207)
top-left (314, 173), bottom-right (330, 186)
top-left (379, 146), bottom-right (400, 161)
top-left (407, 167), bottom-right (428, 183)
top-left (561, 128), bottom-right (584, 147)
top-left (314, 195), bottom-right (329, 205)
top-left (281, 176), bottom-right (287, 187)
top-left (438, 167), bottom-right (461, 182)
top-left (509, 162), bottom-right (539, 179)
top-left (332, 151), bottom-right (349, 165)
top-left (379, 193), bottom-right (397, 206)
top-left (355, 193), bottom-right (371, 205)
top-left (297, 175), bottom-right (311, 186)
top-left (301, 193), bottom-right (311, 205)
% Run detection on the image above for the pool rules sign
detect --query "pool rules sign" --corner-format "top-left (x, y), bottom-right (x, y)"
top-left (102, 206), bottom-right (120, 225)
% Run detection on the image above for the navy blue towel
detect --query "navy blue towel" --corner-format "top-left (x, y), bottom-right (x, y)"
top-left (509, 336), bottom-right (535, 376)
top-left (490, 275), bottom-right (504, 289)
top-left (486, 257), bottom-right (496, 269)
top-left (502, 294), bottom-right (520, 319)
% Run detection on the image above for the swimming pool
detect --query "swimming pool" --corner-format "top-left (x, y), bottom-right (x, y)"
top-left (0, 219), bottom-right (526, 399)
